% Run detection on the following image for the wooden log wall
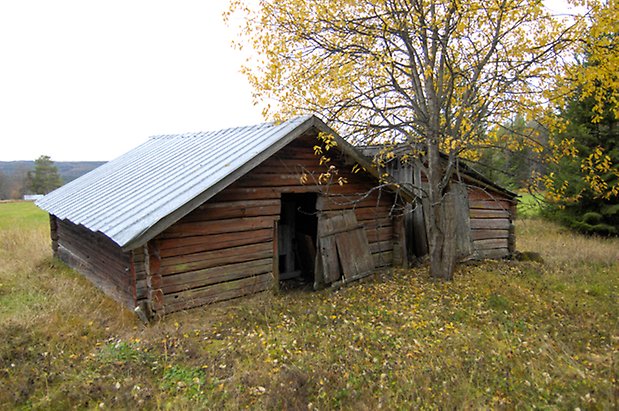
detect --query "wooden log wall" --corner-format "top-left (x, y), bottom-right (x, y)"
top-left (49, 214), bottom-right (59, 256)
top-left (55, 218), bottom-right (136, 308)
top-left (467, 187), bottom-right (516, 259)
top-left (353, 150), bottom-right (519, 261)
top-left (153, 131), bottom-right (405, 314)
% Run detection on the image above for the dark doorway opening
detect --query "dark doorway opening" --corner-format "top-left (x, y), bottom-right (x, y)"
top-left (278, 193), bottom-right (318, 286)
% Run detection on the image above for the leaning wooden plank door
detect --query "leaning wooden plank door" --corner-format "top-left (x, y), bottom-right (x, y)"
top-left (316, 210), bottom-right (375, 285)
top-left (316, 213), bottom-right (345, 284)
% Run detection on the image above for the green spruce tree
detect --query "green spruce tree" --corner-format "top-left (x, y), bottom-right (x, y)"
top-left (547, 85), bottom-right (619, 235)
top-left (27, 155), bottom-right (63, 195)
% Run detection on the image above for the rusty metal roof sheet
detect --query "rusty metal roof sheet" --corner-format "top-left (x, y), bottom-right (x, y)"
top-left (37, 115), bottom-right (323, 250)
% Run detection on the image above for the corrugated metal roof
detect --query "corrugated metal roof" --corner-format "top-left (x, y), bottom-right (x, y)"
top-left (37, 115), bottom-right (319, 250)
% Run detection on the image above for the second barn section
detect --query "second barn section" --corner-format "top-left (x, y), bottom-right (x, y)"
top-left (37, 115), bottom-right (412, 319)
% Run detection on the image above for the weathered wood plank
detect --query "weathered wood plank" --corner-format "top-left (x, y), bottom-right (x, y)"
top-left (318, 196), bottom-right (393, 211)
top-left (469, 218), bottom-right (511, 230)
top-left (470, 229), bottom-right (510, 241)
top-left (210, 187), bottom-right (281, 202)
top-left (335, 226), bottom-right (374, 280)
top-left (160, 242), bottom-right (272, 275)
top-left (392, 214), bottom-right (408, 267)
top-left (468, 200), bottom-right (513, 211)
top-left (164, 273), bottom-right (273, 313)
top-left (237, 174), bottom-right (313, 187)
top-left (57, 245), bottom-right (135, 308)
top-left (353, 205), bottom-right (394, 221)
top-left (473, 238), bottom-right (509, 250)
top-left (358, 216), bottom-right (393, 229)
top-left (180, 200), bottom-right (280, 222)
top-left (249, 164), bottom-right (325, 175)
top-left (58, 225), bottom-right (131, 277)
top-left (369, 240), bottom-right (394, 254)
top-left (475, 248), bottom-right (509, 259)
top-left (58, 221), bottom-right (130, 263)
top-left (316, 213), bottom-right (346, 283)
top-left (469, 208), bottom-right (511, 219)
top-left (365, 226), bottom-right (394, 243)
top-left (452, 183), bottom-right (473, 259)
top-left (467, 188), bottom-right (515, 202)
top-left (161, 258), bottom-right (272, 294)
top-left (158, 228), bottom-right (273, 258)
top-left (136, 279), bottom-right (148, 299)
top-left (160, 216), bottom-right (275, 238)
top-left (317, 236), bottom-right (340, 283)
top-left (373, 251), bottom-right (393, 268)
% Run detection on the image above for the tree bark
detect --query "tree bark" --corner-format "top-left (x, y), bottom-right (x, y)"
top-left (426, 140), bottom-right (457, 280)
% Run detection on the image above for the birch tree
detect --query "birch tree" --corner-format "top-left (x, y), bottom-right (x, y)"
top-left (228, 0), bottom-right (581, 279)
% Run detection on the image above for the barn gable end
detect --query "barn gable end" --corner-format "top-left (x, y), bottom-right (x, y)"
top-left (145, 131), bottom-right (406, 315)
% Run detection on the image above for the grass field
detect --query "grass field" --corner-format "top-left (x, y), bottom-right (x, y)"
top-left (0, 201), bottom-right (617, 409)
top-left (0, 201), bottom-right (48, 230)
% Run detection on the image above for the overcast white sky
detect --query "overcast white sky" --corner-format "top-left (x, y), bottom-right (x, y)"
top-left (0, 1), bottom-right (576, 162)
top-left (0, 1), bottom-right (262, 161)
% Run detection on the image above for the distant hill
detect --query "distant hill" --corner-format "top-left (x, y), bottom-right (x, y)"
top-left (0, 161), bottom-right (106, 184)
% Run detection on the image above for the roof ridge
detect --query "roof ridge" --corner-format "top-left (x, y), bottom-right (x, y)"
top-left (148, 116), bottom-right (313, 140)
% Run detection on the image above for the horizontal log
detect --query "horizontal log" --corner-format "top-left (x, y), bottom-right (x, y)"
top-left (198, 199), bottom-right (279, 210)
top-left (58, 220), bottom-right (130, 262)
top-left (469, 218), bottom-right (511, 230)
top-left (274, 147), bottom-right (324, 159)
top-left (58, 229), bottom-right (130, 276)
top-left (161, 258), bottom-right (272, 294)
top-left (58, 246), bottom-right (135, 308)
top-left (160, 242), bottom-right (272, 275)
top-left (58, 245), bottom-right (130, 292)
top-left (473, 238), bottom-right (509, 250)
top-left (475, 248), bottom-right (509, 259)
top-left (160, 216), bottom-right (275, 238)
top-left (270, 185), bottom-right (322, 194)
top-left (354, 205), bottom-right (395, 220)
top-left (468, 200), bottom-right (513, 211)
top-left (132, 253), bottom-right (146, 264)
top-left (318, 195), bottom-right (396, 211)
top-left (250, 163), bottom-right (326, 176)
top-left (179, 202), bottom-right (280, 223)
top-left (158, 228), bottom-right (273, 258)
top-left (359, 217), bottom-right (393, 230)
top-left (469, 208), bottom-right (510, 219)
top-left (237, 173), bottom-right (312, 188)
top-left (164, 273), bottom-right (273, 313)
top-left (134, 267), bottom-right (147, 281)
top-left (210, 187), bottom-right (281, 202)
top-left (136, 279), bottom-right (147, 300)
top-left (467, 188), bottom-right (516, 202)
top-left (470, 229), bottom-right (510, 241)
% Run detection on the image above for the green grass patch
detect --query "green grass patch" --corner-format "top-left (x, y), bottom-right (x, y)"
top-left (0, 201), bottom-right (48, 230)
top-left (0, 208), bottom-right (617, 409)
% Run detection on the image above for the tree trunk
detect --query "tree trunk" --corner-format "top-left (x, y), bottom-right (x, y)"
top-left (426, 141), bottom-right (457, 280)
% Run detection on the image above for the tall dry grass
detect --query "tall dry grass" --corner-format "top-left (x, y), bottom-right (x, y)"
top-left (517, 218), bottom-right (619, 266)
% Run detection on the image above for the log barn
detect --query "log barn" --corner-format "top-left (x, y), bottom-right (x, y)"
top-left (37, 115), bottom-right (412, 319)
top-left (359, 145), bottom-right (518, 262)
